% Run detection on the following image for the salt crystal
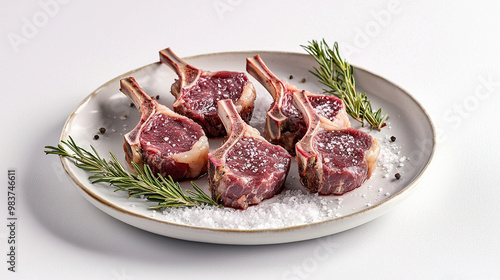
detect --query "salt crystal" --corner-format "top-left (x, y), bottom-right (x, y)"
top-left (159, 189), bottom-right (360, 229)
top-left (377, 135), bottom-right (408, 178)
top-left (149, 133), bottom-right (410, 230)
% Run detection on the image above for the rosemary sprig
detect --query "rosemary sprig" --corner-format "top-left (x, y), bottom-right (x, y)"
top-left (301, 39), bottom-right (389, 130)
top-left (44, 136), bottom-right (220, 209)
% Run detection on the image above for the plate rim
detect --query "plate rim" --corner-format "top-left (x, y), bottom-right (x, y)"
top-left (58, 50), bottom-right (436, 237)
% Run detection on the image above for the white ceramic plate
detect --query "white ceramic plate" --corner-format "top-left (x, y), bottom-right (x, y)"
top-left (59, 51), bottom-right (435, 245)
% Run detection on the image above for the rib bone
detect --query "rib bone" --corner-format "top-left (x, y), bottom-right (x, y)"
top-left (246, 55), bottom-right (350, 155)
top-left (208, 99), bottom-right (292, 209)
top-left (160, 48), bottom-right (256, 137)
top-left (293, 90), bottom-right (380, 195)
top-left (121, 77), bottom-right (209, 181)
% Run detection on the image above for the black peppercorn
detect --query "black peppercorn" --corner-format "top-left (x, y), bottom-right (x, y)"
top-left (93, 134), bottom-right (99, 140)
top-left (390, 136), bottom-right (396, 142)
top-left (395, 173), bottom-right (401, 180)
top-left (99, 127), bottom-right (106, 134)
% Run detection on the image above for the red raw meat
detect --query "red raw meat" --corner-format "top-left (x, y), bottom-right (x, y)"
top-left (160, 48), bottom-right (256, 137)
top-left (293, 90), bottom-right (380, 195)
top-left (208, 99), bottom-right (292, 209)
top-left (246, 55), bottom-right (350, 155)
top-left (120, 77), bottom-right (209, 181)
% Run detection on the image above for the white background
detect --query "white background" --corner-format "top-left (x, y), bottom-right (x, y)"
top-left (1, 0), bottom-right (499, 279)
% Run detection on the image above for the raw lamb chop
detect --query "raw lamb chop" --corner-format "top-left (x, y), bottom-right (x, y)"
top-left (120, 77), bottom-right (209, 181)
top-left (292, 90), bottom-right (380, 195)
top-left (160, 48), bottom-right (256, 137)
top-left (246, 55), bottom-right (350, 155)
top-left (208, 99), bottom-right (292, 209)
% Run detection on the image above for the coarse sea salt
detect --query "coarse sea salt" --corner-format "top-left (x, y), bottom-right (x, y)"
top-left (161, 190), bottom-right (342, 229)
top-left (376, 135), bottom-right (409, 178)
top-left (130, 134), bottom-right (409, 230)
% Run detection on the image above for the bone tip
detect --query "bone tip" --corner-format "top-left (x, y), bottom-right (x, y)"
top-left (159, 47), bottom-right (176, 63)
top-left (246, 54), bottom-right (264, 68)
top-left (120, 77), bottom-right (135, 89)
top-left (159, 47), bottom-right (172, 55)
top-left (246, 55), bottom-right (258, 71)
top-left (246, 54), bottom-right (260, 62)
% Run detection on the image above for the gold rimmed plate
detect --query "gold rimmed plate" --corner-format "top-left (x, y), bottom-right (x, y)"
top-left (59, 51), bottom-right (435, 245)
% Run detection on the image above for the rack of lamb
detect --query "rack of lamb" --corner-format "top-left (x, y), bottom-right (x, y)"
top-left (160, 48), bottom-right (256, 137)
top-left (208, 99), bottom-right (292, 209)
top-left (246, 55), bottom-right (350, 155)
top-left (293, 90), bottom-right (380, 195)
top-left (120, 77), bottom-right (209, 181)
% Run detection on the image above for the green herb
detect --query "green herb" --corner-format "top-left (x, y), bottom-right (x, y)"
top-left (301, 39), bottom-right (389, 130)
top-left (44, 136), bottom-right (220, 209)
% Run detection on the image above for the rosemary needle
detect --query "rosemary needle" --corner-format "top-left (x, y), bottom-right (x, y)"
top-left (301, 39), bottom-right (389, 130)
top-left (44, 136), bottom-right (220, 209)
